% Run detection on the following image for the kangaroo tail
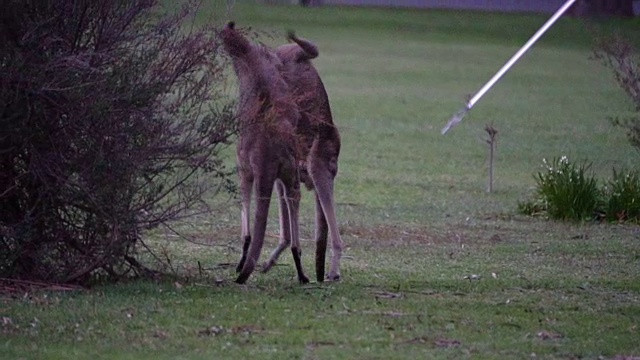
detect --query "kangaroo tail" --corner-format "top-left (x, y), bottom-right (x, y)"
top-left (286, 30), bottom-right (319, 60)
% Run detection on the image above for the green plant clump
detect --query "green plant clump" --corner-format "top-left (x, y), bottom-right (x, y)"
top-left (520, 157), bottom-right (640, 223)
top-left (536, 156), bottom-right (600, 221)
top-left (604, 168), bottom-right (640, 222)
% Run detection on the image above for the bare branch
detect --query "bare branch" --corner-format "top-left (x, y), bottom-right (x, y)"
top-left (0, 0), bottom-right (237, 284)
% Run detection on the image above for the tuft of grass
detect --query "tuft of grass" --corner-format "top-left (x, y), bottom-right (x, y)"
top-left (604, 168), bottom-right (640, 222)
top-left (520, 158), bottom-right (640, 223)
top-left (534, 156), bottom-right (601, 221)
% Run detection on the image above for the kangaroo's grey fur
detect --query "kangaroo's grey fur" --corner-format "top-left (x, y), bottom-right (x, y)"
top-left (221, 22), bottom-right (309, 284)
top-left (261, 31), bottom-right (343, 282)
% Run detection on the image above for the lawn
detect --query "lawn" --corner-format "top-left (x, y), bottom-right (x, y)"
top-left (2, 2), bottom-right (640, 359)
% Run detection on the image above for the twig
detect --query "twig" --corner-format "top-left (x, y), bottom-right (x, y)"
top-left (0, 278), bottom-right (84, 294)
top-left (159, 220), bottom-right (239, 252)
top-left (485, 123), bottom-right (498, 193)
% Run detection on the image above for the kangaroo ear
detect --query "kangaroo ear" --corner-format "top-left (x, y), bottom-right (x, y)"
top-left (286, 30), bottom-right (296, 42)
top-left (226, 21), bottom-right (236, 30)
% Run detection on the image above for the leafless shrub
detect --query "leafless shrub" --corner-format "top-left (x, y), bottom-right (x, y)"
top-left (0, 0), bottom-right (236, 284)
top-left (594, 35), bottom-right (640, 149)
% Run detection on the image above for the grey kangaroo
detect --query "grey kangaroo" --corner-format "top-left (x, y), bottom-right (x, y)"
top-left (262, 31), bottom-right (344, 282)
top-left (221, 22), bottom-right (309, 284)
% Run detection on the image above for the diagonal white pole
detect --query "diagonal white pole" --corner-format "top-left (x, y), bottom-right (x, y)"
top-left (442, 0), bottom-right (577, 134)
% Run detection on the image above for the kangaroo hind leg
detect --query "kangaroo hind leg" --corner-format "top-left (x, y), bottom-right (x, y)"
top-left (310, 159), bottom-right (342, 282)
top-left (262, 181), bottom-right (291, 273)
top-left (236, 175), bottom-right (253, 273)
top-left (313, 193), bottom-right (328, 282)
top-left (260, 178), bottom-right (308, 284)
top-left (281, 177), bottom-right (309, 284)
top-left (236, 174), bottom-right (274, 284)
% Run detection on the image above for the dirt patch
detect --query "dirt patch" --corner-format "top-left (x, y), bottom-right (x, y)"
top-left (1, 278), bottom-right (83, 298)
top-left (342, 223), bottom-right (485, 248)
top-left (345, 224), bottom-right (445, 246)
top-left (398, 336), bottom-right (462, 348)
top-left (195, 219), bottom-right (515, 251)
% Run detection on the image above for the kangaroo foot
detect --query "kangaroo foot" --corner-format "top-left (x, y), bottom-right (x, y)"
top-left (315, 263), bottom-right (325, 283)
top-left (291, 247), bottom-right (309, 285)
top-left (261, 259), bottom-right (275, 273)
top-left (235, 260), bottom-right (245, 273)
top-left (235, 260), bottom-right (255, 284)
top-left (298, 273), bottom-right (310, 284)
top-left (235, 273), bottom-right (249, 284)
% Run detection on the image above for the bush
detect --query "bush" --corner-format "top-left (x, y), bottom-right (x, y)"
top-left (594, 35), bottom-right (640, 149)
top-left (519, 157), bottom-right (640, 223)
top-left (603, 168), bottom-right (640, 222)
top-left (534, 157), bottom-right (601, 221)
top-left (0, 0), bottom-right (236, 283)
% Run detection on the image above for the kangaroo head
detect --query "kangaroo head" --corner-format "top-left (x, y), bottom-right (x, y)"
top-left (221, 21), bottom-right (252, 58)
top-left (222, 22), bottom-right (298, 129)
top-left (222, 21), bottom-right (284, 74)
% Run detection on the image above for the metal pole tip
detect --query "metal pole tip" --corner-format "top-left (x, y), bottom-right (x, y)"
top-left (441, 107), bottom-right (469, 135)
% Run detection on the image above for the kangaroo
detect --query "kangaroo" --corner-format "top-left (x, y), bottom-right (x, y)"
top-left (261, 31), bottom-right (343, 282)
top-left (221, 22), bottom-right (309, 284)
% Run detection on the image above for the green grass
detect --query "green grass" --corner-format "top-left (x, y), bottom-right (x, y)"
top-left (3, 3), bottom-right (640, 359)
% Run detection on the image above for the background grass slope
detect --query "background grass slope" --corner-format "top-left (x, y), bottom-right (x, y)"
top-left (2, 3), bottom-right (640, 359)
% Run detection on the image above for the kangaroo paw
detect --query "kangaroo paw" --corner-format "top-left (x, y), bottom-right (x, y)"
top-left (315, 261), bottom-right (325, 283)
top-left (235, 272), bottom-right (250, 284)
top-left (236, 259), bottom-right (255, 284)
top-left (299, 274), bottom-right (310, 284)
top-left (261, 260), bottom-right (275, 273)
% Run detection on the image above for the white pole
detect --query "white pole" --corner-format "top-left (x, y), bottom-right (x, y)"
top-left (442, 0), bottom-right (577, 134)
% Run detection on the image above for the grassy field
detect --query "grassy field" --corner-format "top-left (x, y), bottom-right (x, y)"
top-left (3, 2), bottom-right (640, 359)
